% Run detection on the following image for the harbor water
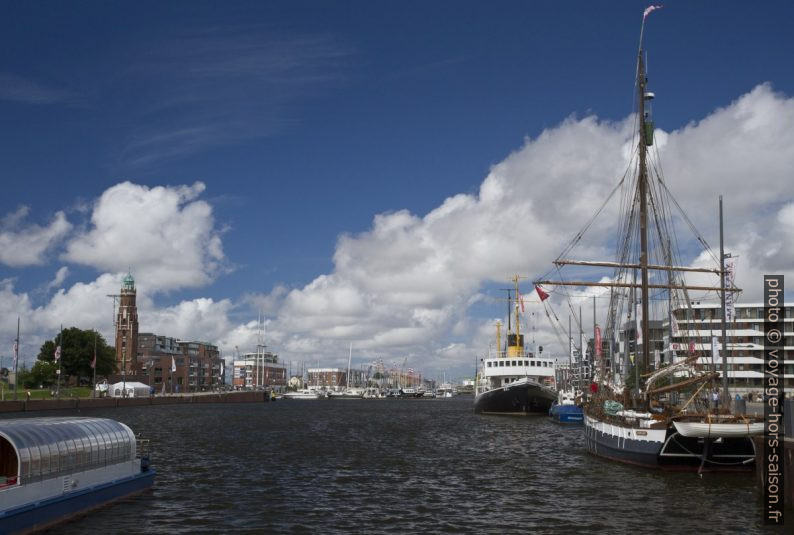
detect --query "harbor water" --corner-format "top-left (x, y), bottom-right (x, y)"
top-left (2, 397), bottom-right (779, 533)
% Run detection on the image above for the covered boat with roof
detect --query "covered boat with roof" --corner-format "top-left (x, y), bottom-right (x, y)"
top-left (0, 416), bottom-right (155, 533)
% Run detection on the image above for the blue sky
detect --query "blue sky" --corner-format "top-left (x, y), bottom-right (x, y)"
top-left (2, 1), bottom-right (794, 380)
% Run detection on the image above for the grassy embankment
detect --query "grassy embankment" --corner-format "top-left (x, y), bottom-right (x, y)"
top-left (0, 387), bottom-right (93, 400)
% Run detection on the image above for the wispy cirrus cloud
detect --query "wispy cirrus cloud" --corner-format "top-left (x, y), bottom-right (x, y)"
top-left (0, 73), bottom-right (77, 105)
top-left (116, 26), bottom-right (354, 169)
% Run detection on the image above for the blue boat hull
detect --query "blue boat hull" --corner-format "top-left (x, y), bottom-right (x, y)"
top-left (0, 469), bottom-right (155, 534)
top-left (549, 403), bottom-right (584, 424)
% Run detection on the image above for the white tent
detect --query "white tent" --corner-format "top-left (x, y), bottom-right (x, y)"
top-left (108, 381), bottom-right (152, 398)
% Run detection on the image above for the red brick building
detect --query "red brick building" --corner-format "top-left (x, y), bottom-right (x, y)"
top-left (114, 273), bottom-right (139, 376)
top-left (110, 274), bottom-right (224, 392)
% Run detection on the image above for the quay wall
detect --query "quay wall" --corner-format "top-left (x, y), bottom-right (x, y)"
top-left (0, 391), bottom-right (268, 414)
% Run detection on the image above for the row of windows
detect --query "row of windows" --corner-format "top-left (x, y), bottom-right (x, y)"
top-left (731, 364), bottom-right (794, 373)
top-left (487, 360), bottom-right (552, 368)
top-left (730, 378), bottom-right (794, 387)
top-left (672, 336), bottom-right (794, 347)
top-left (675, 323), bottom-right (794, 334)
top-left (675, 308), bottom-right (794, 321)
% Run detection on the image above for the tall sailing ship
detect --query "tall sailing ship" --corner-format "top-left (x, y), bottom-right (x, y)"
top-left (474, 276), bottom-right (557, 415)
top-left (534, 8), bottom-right (763, 471)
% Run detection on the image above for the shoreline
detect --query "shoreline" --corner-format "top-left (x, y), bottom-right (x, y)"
top-left (0, 391), bottom-right (269, 414)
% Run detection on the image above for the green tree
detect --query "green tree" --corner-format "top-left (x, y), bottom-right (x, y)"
top-left (22, 360), bottom-right (58, 388)
top-left (38, 327), bottom-right (117, 384)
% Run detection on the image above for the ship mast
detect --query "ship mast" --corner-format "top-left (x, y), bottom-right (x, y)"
top-left (637, 50), bottom-right (650, 384)
top-left (495, 320), bottom-right (502, 358)
top-left (513, 274), bottom-right (521, 349)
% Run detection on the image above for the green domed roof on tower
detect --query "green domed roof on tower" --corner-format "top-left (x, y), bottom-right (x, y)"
top-left (122, 272), bottom-right (135, 291)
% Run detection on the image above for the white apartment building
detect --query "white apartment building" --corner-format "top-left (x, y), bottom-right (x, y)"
top-left (665, 301), bottom-right (794, 394)
top-left (232, 350), bottom-right (287, 392)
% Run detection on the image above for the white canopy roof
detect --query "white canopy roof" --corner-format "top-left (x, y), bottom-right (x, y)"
top-left (108, 381), bottom-right (152, 397)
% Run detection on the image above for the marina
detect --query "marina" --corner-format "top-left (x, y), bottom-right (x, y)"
top-left (0, 2), bottom-right (792, 532)
top-left (0, 398), bottom-right (776, 534)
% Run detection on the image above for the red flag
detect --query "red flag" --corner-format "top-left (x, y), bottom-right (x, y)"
top-left (535, 285), bottom-right (549, 302)
top-left (91, 350), bottom-right (97, 370)
top-left (519, 294), bottom-right (525, 313)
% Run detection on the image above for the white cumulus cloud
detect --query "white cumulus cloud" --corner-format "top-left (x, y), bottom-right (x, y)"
top-left (4, 84), bottom-right (794, 381)
top-left (62, 181), bottom-right (226, 290)
top-left (0, 206), bottom-right (72, 267)
top-left (265, 84), bottom-right (794, 376)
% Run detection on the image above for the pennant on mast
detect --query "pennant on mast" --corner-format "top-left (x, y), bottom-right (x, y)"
top-left (535, 285), bottom-right (550, 302)
top-left (643, 4), bottom-right (663, 20)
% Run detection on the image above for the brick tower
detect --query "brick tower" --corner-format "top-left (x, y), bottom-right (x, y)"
top-left (115, 272), bottom-right (139, 376)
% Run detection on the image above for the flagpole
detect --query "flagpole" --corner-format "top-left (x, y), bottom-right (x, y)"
top-left (56, 324), bottom-right (63, 399)
top-left (14, 317), bottom-right (20, 401)
top-left (92, 329), bottom-right (97, 398)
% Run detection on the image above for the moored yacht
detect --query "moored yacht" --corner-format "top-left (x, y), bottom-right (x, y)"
top-left (328, 387), bottom-right (365, 399)
top-left (283, 389), bottom-right (322, 399)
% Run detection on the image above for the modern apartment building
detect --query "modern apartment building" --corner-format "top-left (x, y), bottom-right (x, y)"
top-left (233, 351), bottom-right (287, 392)
top-left (665, 301), bottom-right (794, 394)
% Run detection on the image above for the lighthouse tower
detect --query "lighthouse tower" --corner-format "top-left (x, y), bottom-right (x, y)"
top-left (115, 272), bottom-right (139, 376)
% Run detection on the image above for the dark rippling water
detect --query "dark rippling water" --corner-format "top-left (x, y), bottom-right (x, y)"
top-left (4, 397), bottom-right (786, 534)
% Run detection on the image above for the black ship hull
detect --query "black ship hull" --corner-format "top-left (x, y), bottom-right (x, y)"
top-left (584, 413), bottom-right (756, 472)
top-left (474, 379), bottom-right (556, 415)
